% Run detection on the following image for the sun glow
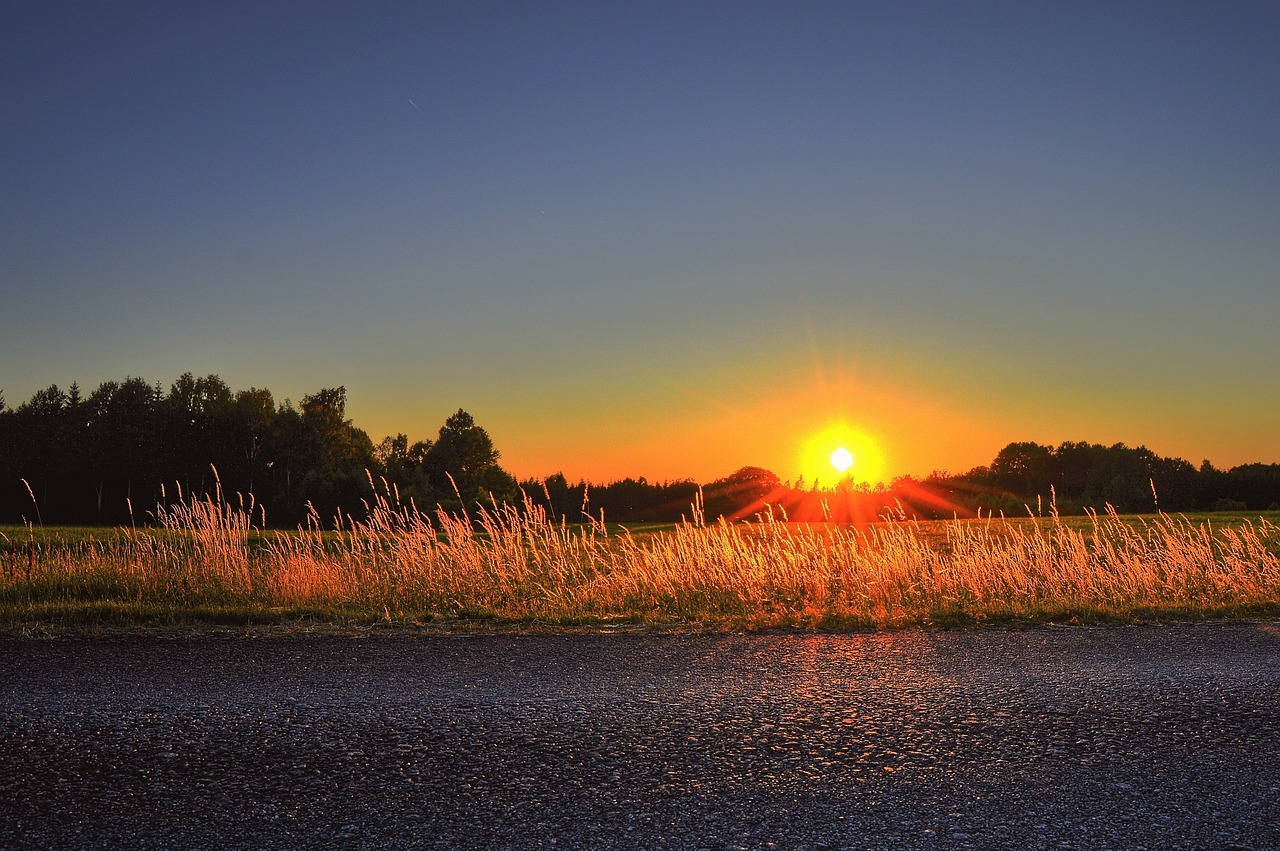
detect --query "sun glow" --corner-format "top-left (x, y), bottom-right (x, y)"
top-left (799, 424), bottom-right (886, 487)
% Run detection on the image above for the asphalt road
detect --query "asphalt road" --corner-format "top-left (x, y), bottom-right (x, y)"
top-left (2, 625), bottom-right (1279, 850)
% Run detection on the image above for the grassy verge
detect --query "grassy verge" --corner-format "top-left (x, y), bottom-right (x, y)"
top-left (3, 495), bottom-right (1279, 635)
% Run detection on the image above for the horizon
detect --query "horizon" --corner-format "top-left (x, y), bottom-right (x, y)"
top-left (4, 3), bottom-right (1278, 485)
top-left (1, 372), bottom-right (1273, 492)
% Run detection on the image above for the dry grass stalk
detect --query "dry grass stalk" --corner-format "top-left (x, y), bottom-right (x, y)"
top-left (2, 483), bottom-right (1278, 628)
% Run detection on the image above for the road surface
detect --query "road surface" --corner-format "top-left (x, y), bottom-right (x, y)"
top-left (2, 625), bottom-right (1279, 849)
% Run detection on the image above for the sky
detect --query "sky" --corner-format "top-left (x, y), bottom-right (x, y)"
top-left (3, 1), bottom-right (1278, 486)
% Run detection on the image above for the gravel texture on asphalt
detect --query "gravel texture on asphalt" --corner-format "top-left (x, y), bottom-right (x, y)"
top-left (1, 624), bottom-right (1279, 849)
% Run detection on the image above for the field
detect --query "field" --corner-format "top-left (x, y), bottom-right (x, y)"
top-left (2, 488), bottom-right (1279, 634)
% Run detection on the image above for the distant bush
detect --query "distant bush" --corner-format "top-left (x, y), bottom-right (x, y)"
top-left (1212, 497), bottom-right (1248, 512)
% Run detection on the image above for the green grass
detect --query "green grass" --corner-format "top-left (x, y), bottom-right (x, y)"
top-left (3, 499), bottom-right (1279, 635)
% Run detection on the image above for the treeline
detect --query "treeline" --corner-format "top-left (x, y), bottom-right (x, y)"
top-left (2, 375), bottom-right (1278, 526)
top-left (952, 440), bottom-right (1280, 516)
top-left (529, 444), bottom-right (1280, 527)
top-left (0, 374), bottom-right (516, 527)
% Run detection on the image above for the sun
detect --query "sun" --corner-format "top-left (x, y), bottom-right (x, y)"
top-left (798, 424), bottom-right (886, 487)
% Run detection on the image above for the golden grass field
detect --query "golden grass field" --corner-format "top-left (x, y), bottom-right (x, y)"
top-left (2, 482), bottom-right (1279, 633)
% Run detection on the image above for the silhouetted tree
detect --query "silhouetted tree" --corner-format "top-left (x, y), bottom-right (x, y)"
top-left (157, 373), bottom-right (237, 498)
top-left (1225, 464), bottom-right (1280, 510)
top-left (1198, 460), bottom-right (1229, 508)
top-left (9, 385), bottom-right (69, 517)
top-left (230, 387), bottom-right (277, 496)
top-left (424, 409), bottom-right (517, 510)
top-left (704, 466), bottom-right (783, 519)
top-left (81, 377), bottom-right (162, 521)
top-left (376, 432), bottom-right (434, 508)
top-left (527, 472), bottom-right (587, 521)
top-left (294, 387), bottom-right (376, 524)
top-left (990, 442), bottom-right (1055, 498)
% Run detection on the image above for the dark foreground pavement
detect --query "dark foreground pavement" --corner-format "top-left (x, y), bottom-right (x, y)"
top-left (2, 625), bottom-right (1279, 850)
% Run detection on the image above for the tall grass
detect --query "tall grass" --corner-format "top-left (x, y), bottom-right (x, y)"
top-left (3, 480), bottom-right (1279, 630)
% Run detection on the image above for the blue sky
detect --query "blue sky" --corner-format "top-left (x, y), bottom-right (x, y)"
top-left (3, 2), bottom-right (1278, 483)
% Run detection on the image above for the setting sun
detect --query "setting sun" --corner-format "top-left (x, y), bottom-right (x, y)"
top-left (798, 424), bottom-right (887, 487)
